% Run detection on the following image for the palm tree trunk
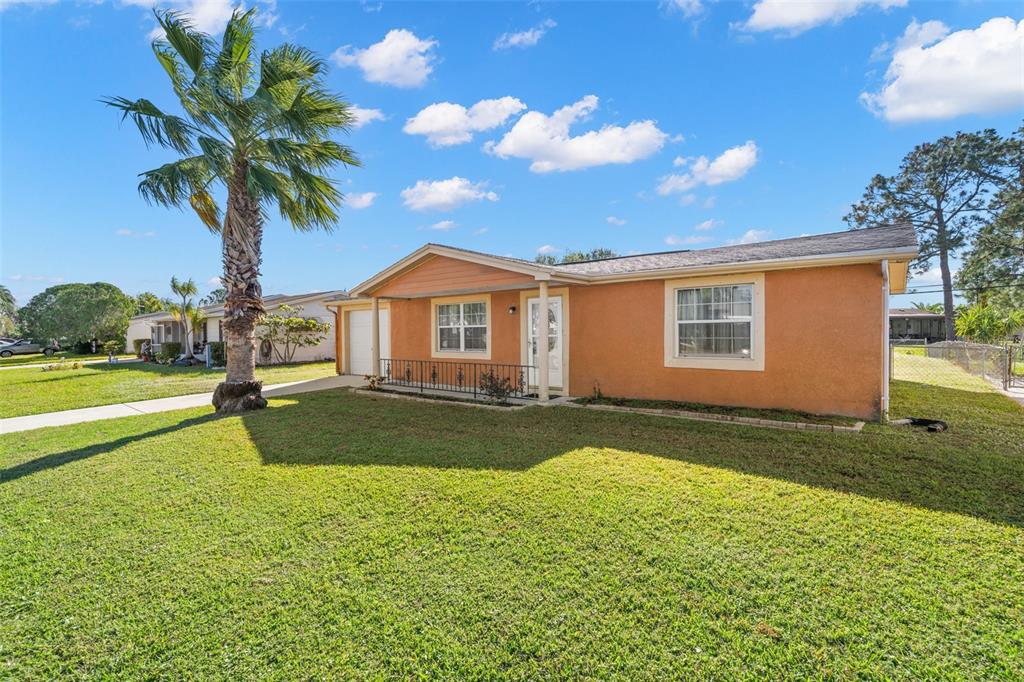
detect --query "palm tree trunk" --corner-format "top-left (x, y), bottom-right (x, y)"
top-left (213, 161), bottom-right (268, 413)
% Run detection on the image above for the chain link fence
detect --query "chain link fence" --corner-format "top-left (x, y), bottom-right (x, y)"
top-left (891, 341), bottom-right (1012, 392)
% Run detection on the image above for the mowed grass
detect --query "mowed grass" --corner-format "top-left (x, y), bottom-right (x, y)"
top-left (1, 352), bottom-right (1022, 679)
top-left (0, 361), bottom-right (336, 418)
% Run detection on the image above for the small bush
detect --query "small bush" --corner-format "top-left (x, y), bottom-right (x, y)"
top-left (132, 339), bottom-right (146, 356)
top-left (73, 340), bottom-right (95, 354)
top-left (103, 340), bottom-right (124, 355)
top-left (478, 370), bottom-right (514, 404)
top-left (159, 342), bottom-right (182, 361)
top-left (208, 341), bottom-right (226, 367)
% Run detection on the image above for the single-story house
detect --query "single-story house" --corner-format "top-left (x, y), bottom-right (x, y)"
top-left (126, 289), bottom-right (348, 364)
top-left (889, 307), bottom-right (946, 343)
top-left (327, 224), bottom-right (917, 420)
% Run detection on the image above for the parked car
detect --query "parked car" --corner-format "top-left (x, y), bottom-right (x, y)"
top-left (0, 339), bottom-right (59, 358)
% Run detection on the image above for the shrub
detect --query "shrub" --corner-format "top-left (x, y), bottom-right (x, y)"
top-left (73, 340), bottom-right (95, 354)
top-left (103, 340), bottom-right (124, 355)
top-left (132, 338), bottom-right (146, 356)
top-left (208, 341), bottom-right (226, 367)
top-left (478, 370), bottom-right (514, 404)
top-left (159, 341), bottom-right (182, 361)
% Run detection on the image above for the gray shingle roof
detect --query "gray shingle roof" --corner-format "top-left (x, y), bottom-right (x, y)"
top-left (131, 289), bottom-right (349, 322)
top-left (552, 223), bottom-right (917, 277)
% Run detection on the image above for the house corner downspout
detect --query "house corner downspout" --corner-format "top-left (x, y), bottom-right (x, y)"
top-left (881, 259), bottom-right (890, 422)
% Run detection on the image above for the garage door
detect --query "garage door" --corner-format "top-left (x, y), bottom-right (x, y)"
top-left (348, 309), bottom-right (390, 375)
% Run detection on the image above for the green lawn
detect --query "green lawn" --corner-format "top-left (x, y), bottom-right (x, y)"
top-left (1, 356), bottom-right (1021, 678)
top-left (0, 352), bottom-right (135, 367)
top-left (0, 361), bottom-right (335, 418)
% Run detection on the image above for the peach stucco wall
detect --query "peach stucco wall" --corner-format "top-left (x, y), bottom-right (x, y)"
top-left (568, 263), bottom-right (884, 419)
top-left (373, 255), bottom-right (535, 298)
top-left (389, 290), bottom-right (523, 365)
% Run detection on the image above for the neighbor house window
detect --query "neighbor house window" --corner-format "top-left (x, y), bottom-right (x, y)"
top-left (676, 284), bottom-right (753, 358)
top-left (436, 301), bottom-right (487, 352)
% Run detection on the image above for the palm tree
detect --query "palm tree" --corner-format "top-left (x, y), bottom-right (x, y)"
top-left (169, 276), bottom-right (198, 358)
top-left (0, 285), bottom-right (16, 337)
top-left (911, 301), bottom-right (944, 314)
top-left (105, 9), bottom-right (358, 412)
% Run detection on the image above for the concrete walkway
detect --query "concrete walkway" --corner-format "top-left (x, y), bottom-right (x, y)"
top-left (0, 357), bottom-right (141, 371)
top-left (0, 374), bottom-right (365, 434)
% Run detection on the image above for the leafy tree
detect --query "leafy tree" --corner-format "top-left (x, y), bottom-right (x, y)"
top-left (106, 9), bottom-right (359, 412)
top-left (911, 301), bottom-right (944, 314)
top-left (957, 125), bottom-right (1024, 313)
top-left (0, 285), bottom-right (17, 336)
top-left (135, 291), bottom-right (170, 314)
top-left (18, 283), bottom-right (135, 345)
top-left (954, 304), bottom-right (1024, 344)
top-left (200, 287), bottom-right (227, 306)
top-left (169, 276), bottom-right (199, 358)
top-left (535, 248), bottom-right (619, 265)
top-left (257, 304), bottom-right (331, 363)
top-left (845, 129), bottom-right (1009, 341)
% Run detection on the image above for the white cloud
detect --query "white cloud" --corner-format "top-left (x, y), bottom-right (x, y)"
top-left (494, 18), bottom-right (556, 50)
top-left (672, 155), bottom-right (688, 167)
top-left (665, 234), bottom-right (712, 246)
top-left (116, 228), bottom-right (157, 238)
top-left (606, 216), bottom-right (627, 226)
top-left (657, 141), bottom-right (759, 195)
top-left (486, 95), bottom-right (668, 173)
top-left (473, 227), bottom-right (490, 236)
top-left (349, 106), bottom-right (386, 129)
top-left (861, 17), bottom-right (1024, 122)
top-left (347, 192), bottom-right (377, 209)
top-left (727, 229), bottom-right (771, 245)
top-left (537, 244), bottom-right (560, 255)
top-left (207, 276), bottom-right (222, 286)
top-left (695, 219), bottom-right (721, 231)
top-left (7, 274), bottom-right (64, 283)
top-left (0, 0), bottom-right (57, 11)
top-left (663, 0), bottom-right (704, 18)
top-left (332, 29), bottom-right (438, 88)
top-left (740, 0), bottom-right (907, 35)
top-left (401, 177), bottom-right (499, 212)
top-left (430, 220), bottom-right (457, 231)
top-left (869, 19), bottom-right (948, 62)
top-left (404, 97), bottom-right (526, 147)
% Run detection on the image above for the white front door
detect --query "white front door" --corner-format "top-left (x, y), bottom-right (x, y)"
top-left (528, 296), bottom-right (563, 390)
top-left (348, 309), bottom-right (390, 375)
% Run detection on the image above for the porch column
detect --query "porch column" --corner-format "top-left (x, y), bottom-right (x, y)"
top-left (371, 296), bottom-right (381, 377)
top-left (538, 281), bottom-right (550, 401)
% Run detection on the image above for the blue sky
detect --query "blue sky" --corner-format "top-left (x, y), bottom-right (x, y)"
top-left (1, 0), bottom-right (1022, 307)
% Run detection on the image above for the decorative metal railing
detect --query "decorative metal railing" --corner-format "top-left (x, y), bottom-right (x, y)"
top-left (379, 358), bottom-right (535, 400)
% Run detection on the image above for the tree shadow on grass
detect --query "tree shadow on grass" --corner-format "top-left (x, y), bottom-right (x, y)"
top-left (0, 414), bottom-right (220, 485)
top-left (243, 385), bottom-right (1024, 528)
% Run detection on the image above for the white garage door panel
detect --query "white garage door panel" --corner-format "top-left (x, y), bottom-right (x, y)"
top-left (348, 310), bottom-right (390, 375)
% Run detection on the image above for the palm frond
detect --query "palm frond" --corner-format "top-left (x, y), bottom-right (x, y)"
top-left (102, 97), bottom-right (195, 153)
top-left (214, 9), bottom-right (257, 101)
top-left (138, 156), bottom-right (214, 208)
top-left (154, 10), bottom-right (210, 75)
top-left (255, 138), bottom-right (359, 172)
top-left (189, 190), bottom-right (222, 232)
top-left (257, 44), bottom-right (325, 92)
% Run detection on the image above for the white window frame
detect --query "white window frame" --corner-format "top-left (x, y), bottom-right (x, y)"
top-left (430, 294), bottom-right (492, 360)
top-left (664, 273), bottom-right (765, 371)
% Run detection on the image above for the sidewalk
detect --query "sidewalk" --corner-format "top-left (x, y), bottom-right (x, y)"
top-left (0, 357), bottom-right (141, 371)
top-left (0, 374), bottom-right (365, 434)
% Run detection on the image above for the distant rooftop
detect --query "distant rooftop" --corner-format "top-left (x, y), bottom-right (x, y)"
top-left (550, 223), bottom-right (917, 277)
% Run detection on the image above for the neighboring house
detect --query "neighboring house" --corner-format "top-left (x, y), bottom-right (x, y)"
top-left (329, 224), bottom-right (917, 420)
top-left (889, 308), bottom-right (946, 343)
top-left (126, 290), bottom-right (348, 364)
